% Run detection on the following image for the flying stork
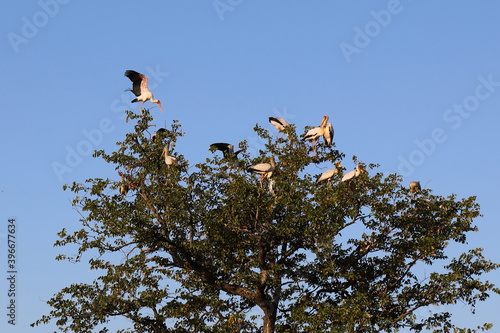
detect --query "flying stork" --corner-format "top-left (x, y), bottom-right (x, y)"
top-left (124, 70), bottom-right (163, 114)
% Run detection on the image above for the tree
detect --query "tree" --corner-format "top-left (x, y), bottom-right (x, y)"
top-left (34, 110), bottom-right (499, 332)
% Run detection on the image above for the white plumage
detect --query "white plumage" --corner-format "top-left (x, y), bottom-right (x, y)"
top-left (125, 70), bottom-right (163, 114)
top-left (246, 156), bottom-right (276, 187)
top-left (269, 117), bottom-right (289, 141)
top-left (323, 120), bottom-right (334, 147)
top-left (303, 115), bottom-right (328, 157)
top-left (342, 165), bottom-right (365, 182)
top-left (161, 146), bottom-right (177, 168)
top-left (409, 181), bottom-right (421, 198)
top-left (316, 162), bottom-right (342, 184)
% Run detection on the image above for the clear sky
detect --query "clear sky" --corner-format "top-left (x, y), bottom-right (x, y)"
top-left (1, 1), bottom-right (500, 331)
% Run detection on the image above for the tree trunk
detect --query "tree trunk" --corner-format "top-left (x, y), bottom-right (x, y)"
top-left (262, 315), bottom-right (275, 333)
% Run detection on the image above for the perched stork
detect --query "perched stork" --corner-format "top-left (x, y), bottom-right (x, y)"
top-left (316, 162), bottom-right (342, 185)
top-left (210, 142), bottom-right (241, 158)
top-left (323, 117), bottom-right (334, 147)
top-left (118, 171), bottom-right (129, 196)
top-left (210, 142), bottom-right (243, 168)
top-left (161, 145), bottom-right (178, 168)
top-left (342, 165), bottom-right (365, 182)
top-left (269, 179), bottom-right (277, 196)
top-left (152, 128), bottom-right (167, 141)
top-left (302, 115), bottom-right (328, 157)
top-left (124, 70), bottom-right (163, 114)
top-left (409, 181), bottom-right (421, 198)
top-left (246, 156), bottom-right (276, 187)
top-left (269, 117), bottom-right (290, 147)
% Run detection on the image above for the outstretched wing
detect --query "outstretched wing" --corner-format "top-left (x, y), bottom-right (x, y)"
top-left (125, 70), bottom-right (145, 97)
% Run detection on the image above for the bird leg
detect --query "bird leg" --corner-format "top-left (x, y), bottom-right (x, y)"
top-left (139, 101), bottom-right (145, 115)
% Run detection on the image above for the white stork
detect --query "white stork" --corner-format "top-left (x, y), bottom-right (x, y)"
top-left (303, 115), bottom-right (328, 157)
top-left (323, 117), bottom-right (334, 147)
top-left (409, 181), bottom-right (421, 198)
top-left (246, 156), bottom-right (276, 187)
top-left (161, 145), bottom-right (177, 168)
top-left (316, 162), bottom-right (342, 185)
top-left (341, 165), bottom-right (365, 182)
top-left (124, 70), bottom-right (163, 114)
top-left (269, 117), bottom-right (289, 146)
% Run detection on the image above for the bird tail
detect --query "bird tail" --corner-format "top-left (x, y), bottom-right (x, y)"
top-left (124, 88), bottom-right (138, 103)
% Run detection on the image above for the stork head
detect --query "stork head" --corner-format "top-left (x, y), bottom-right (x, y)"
top-left (161, 147), bottom-right (167, 157)
top-left (335, 161), bottom-right (342, 169)
top-left (155, 100), bottom-right (163, 113)
top-left (356, 165), bottom-right (366, 173)
top-left (320, 115), bottom-right (328, 127)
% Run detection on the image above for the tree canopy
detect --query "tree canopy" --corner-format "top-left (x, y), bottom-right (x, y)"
top-left (34, 110), bottom-right (499, 332)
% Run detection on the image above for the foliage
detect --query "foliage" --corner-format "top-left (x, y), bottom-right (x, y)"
top-left (33, 110), bottom-right (499, 332)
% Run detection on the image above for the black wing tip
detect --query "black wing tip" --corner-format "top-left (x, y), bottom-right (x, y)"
top-left (210, 142), bottom-right (231, 149)
top-left (124, 70), bottom-right (141, 80)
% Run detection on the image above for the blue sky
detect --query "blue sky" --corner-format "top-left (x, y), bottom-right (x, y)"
top-left (1, 1), bottom-right (500, 331)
